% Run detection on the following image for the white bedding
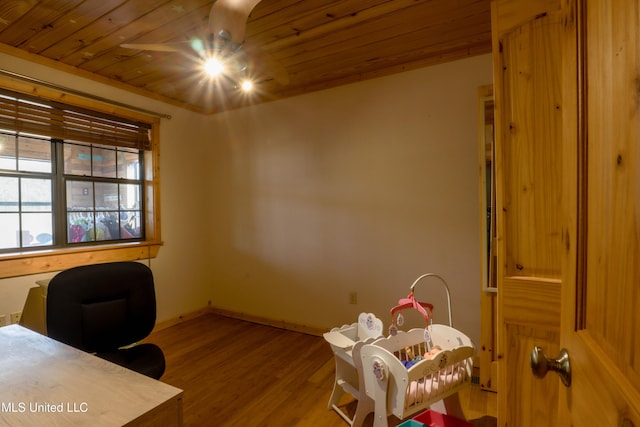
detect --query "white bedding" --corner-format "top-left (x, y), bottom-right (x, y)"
top-left (405, 370), bottom-right (464, 407)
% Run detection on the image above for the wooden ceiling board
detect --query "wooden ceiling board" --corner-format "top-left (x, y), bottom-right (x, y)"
top-left (14, 1), bottom-right (111, 53)
top-left (0, 1), bottom-right (81, 46)
top-left (247, 0), bottom-right (395, 44)
top-left (0, 0), bottom-right (492, 114)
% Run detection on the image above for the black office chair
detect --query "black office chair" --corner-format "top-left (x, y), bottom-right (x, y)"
top-left (46, 261), bottom-right (166, 379)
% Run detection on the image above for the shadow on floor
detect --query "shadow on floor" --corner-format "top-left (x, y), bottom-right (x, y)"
top-left (469, 416), bottom-right (498, 427)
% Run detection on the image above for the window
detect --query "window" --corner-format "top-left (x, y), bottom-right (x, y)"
top-left (64, 142), bottom-right (143, 245)
top-left (0, 133), bottom-right (54, 249)
top-left (0, 88), bottom-right (156, 254)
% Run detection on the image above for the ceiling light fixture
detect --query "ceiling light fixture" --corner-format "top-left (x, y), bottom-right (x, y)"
top-left (202, 56), bottom-right (255, 92)
top-left (203, 56), bottom-right (225, 77)
top-left (240, 79), bottom-right (253, 92)
top-left (199, 33), bottom-right (256, 93)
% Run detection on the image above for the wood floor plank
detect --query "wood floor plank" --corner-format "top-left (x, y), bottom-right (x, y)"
top-left (147, 313), bottom-right (496, 427)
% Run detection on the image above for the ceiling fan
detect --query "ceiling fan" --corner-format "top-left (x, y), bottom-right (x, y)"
top-left (120, 0), bottom-right (289, 88)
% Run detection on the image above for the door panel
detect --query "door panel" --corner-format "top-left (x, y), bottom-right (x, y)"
top-left (506, 324), bottom-right (560, 424)
top-left (583, 0), bottom-right (640, 378)
top-left (499, 12), bottom-right (564, 280)
top-left (492, 1), bottom-right (564, 425)
top-left (496, 0), bottom-right (640, 425)
top-left (560, 0), bottom-right (640, 424)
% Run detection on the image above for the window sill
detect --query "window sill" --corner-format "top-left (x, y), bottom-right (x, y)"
top-left (0, 241), bottom-right (163, 279)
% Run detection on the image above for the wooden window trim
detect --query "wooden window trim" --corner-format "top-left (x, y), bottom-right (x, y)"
top-left (0, 77), bottom-right (162, 279)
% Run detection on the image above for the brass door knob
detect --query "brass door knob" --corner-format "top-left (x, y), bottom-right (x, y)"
top-left (530, 346), bottom-right (571, 387)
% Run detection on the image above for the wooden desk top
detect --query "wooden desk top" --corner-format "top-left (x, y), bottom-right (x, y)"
top-left (0, 324), bottom-right (183, 426)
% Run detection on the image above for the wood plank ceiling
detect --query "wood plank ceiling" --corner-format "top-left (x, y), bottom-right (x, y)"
top-left (0, 0), bottom-right (492, 114)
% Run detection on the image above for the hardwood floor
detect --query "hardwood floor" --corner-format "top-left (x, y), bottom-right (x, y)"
top-left (147, 313), bottom-right (496, 427)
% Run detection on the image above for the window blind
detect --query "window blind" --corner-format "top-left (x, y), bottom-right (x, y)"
top-left (0, 88), bottom-right (151, 150)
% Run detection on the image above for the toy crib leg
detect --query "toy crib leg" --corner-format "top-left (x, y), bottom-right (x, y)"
top-left (350, 393), bottom-right (374, 427)
top-left (327, 379), bottom-right (345, 410)
top-left (370, 379), bottom-right (389, 427)
top-left (327, 369), bottom-right (353, 425)
top-left (328, 353), bottom-right (360, 422)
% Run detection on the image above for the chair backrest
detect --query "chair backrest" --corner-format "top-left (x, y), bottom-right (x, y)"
top-left (46, 261), bottom-right (157, 353)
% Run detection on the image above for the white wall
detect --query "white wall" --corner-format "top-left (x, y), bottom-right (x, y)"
top-left (207, 54), bottom-right (493, 346)
top-left (0, 51), bottom-right (492, 347)
top-left (0, 52), bottom-right (212, 324)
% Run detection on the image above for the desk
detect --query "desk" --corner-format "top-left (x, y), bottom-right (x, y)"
top-left (0, 325), bottom-right (183, 426)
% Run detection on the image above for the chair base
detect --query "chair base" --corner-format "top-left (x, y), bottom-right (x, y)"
top-left (97, 343), bottom-right (166, 380)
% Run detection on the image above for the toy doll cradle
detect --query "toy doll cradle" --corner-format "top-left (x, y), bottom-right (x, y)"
top-left (323, 312), bottom-right (384, 427)
top-left (359, 274), bottom-right (475, 427)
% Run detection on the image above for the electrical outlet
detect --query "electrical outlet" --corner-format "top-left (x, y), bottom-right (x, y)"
top-left (0, 314), bottom-right (7, 327)
top-left (349, 292), bottom-right (358, 305)
top-left (10, 311), bottom-right (21, 324)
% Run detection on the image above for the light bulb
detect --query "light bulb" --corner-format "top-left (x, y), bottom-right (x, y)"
top-left (240, 79), bottom-right (253, 92)
top-left (203, 57), bottom-right (224, 77)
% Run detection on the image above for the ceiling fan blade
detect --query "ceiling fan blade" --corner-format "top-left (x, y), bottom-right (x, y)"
top-left (244, 42), bottom-right (290, 86)
top-left (120, 43), bottom-right (180, 53)
top-left (208, 0), bottom-right (263, 44)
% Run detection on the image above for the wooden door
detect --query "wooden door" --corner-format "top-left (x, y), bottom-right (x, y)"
top-left (491, 0), bottom-right (565, 425)
top-left (495, 0), bottom-right (640, 425)
top-left (558, 0), bottom-right (640, 424)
